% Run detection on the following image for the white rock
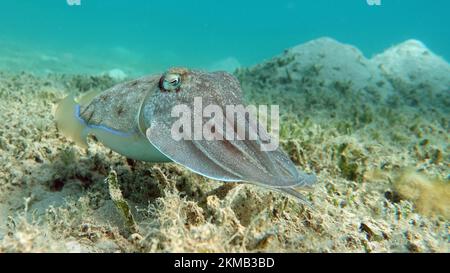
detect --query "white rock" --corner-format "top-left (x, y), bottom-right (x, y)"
top-left (372, 39), bottom-right (450, 93)
top-left (240, 37), bottom-right (393, 98)
top-left (107, 68), bottom-right (127, 81)
top-left (65, 241), bottom-right (84, 253)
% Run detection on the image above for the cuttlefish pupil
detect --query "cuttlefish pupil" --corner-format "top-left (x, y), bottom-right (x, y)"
top-left (159, 73), bottom-right (182, 92)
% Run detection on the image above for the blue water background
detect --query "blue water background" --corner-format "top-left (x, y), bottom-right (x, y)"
top-left (0, 0), bottom-right (448, 75)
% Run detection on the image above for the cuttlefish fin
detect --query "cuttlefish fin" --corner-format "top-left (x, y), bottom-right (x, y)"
top-left (274, 187), bottom-right (314, 207)
top-left (145, 117), bottom-right (316, 205)
top-left (54, 89), bottom-right (103, 148)
top-left (146, 128), bottom-right (242, 182)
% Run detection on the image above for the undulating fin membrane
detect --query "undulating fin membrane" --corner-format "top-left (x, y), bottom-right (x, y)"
top-left (142, 69), bottom-right (316, 205)
top-left (54, 89), bottom-right (103, 148)
top-left (145, 110), bottom-right (316, 205)
top-left (146, 124), bottom-right (316, 206)
top-left (145, 128), bottom-right (242, 182)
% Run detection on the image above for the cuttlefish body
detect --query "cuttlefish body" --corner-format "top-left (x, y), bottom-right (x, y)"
top-left (55, 67), bottom-right (316, 204)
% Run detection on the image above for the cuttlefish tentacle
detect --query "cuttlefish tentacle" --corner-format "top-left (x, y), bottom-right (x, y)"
top-left (55, 68), bottom-right (316, 205)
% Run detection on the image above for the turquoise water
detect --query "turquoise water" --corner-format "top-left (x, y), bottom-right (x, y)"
top-left (0, 0), bottom-right (449, 75)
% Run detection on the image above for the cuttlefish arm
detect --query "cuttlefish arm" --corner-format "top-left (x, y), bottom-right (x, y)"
top-left (55, 68), bottom-right (316, 204)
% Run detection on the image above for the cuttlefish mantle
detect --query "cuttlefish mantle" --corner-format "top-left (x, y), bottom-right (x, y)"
top-left (55, 67), bottom-right (316, 205)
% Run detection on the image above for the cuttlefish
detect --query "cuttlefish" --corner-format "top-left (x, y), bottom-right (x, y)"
top-left (55, 67), bottom-right (316, 204)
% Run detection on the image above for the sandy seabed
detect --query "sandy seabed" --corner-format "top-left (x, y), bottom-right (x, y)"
top-left (0, 38), bottom-right (448, 253)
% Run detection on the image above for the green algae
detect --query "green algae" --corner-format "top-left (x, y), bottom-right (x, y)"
top-left (106, 169), bottom-right (139, 234)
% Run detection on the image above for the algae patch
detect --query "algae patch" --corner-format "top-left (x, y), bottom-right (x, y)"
top-left (393, 170), bottom-right (450, 219)
top-left (106, 169), bottom-right (139, 234)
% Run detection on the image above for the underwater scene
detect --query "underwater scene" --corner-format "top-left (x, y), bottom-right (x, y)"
top-left (0, 0), bottom-right (449, 253)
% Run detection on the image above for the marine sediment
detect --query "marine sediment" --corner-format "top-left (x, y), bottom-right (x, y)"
top-left (0, 38), bottom-right (448, 253)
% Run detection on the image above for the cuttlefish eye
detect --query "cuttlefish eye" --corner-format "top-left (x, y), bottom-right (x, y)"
top-left (159, 73), bottom-right (182, 92)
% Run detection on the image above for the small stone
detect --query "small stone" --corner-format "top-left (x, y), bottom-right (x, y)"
top-left (81, 223), bottom-right (90, 233)
top-left (385, 190), bottom-right (402, 203)
top-left (360, 221), bottom-right (387, 242)
top-left (407, 242), bottom-right (422, 253)
top-left (129, 233), bottom-right (143, 243)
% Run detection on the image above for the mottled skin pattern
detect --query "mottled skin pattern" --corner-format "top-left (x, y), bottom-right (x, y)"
top-left (75, 67), bottom-right (316, 204)
top-left (80, 75), bottom-right (160, 134)
top-left (141, 68), bottom-right (244, 134)
top-left (80, 68), bottom-right (243, 134)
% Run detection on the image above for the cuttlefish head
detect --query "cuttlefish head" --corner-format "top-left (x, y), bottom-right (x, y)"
top-left (55, 67), bottom-right (316, 204)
